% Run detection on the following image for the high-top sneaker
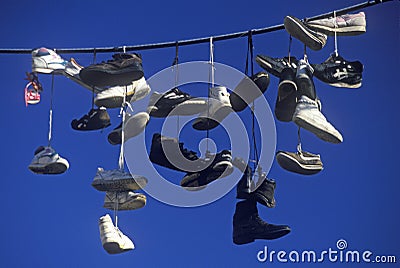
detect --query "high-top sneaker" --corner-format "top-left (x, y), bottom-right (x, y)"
top-left (28, 146), bottom-right (69, 175)
top-left (103, 191), bottom-right (146, 211)
top-left (192, 86), bottom-right (233, 130)
top-left (275, 67), bottom-right (298, 122)
top-left (233, 200), bottom-right (291, 245)
top-left (31, 47), bottom-right (67, 74)
top-left (99, 214), bottom-right (134, 254)
top-left (71, 107), bottom-right (111, 131)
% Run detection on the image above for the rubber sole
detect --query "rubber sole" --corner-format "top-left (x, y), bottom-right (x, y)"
top-left (92, 176), bottom-right (148, 192)
top-left (276, 152), bottom-right (323, 175)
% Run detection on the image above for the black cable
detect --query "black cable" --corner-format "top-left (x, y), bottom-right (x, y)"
top-left (0, 0), bottom-right (392, 55)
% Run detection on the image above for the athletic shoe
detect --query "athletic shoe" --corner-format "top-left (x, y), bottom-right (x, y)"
top-left (63, 58), bottom-right (103, 93)
top-left (71, 107), bottom-right (111, 131)
top-left (276, 150), bottom-right (323, 175)
top-left (255, 55), bottom-right (298, 77)
top-left (275, 67), bottom-right (297, 122)
top-left (229, 71), bottom-right (270, 112)
top-left (103, 191), bottom-right (146, 211)
top-left (311, 54), bottom-right (363, 88)
top-left (94, 77), bottom-right (151, 108)
top-left (149, 133), bottom-right (205, 172)
top-left (107, 111), bottom-right (150, 145)
top-left (91, 167), bottom-right (148, 192)
top-left (295, 59), bottom-right (317, 100)
top-left (292, 95), bottom-right (343, 143)
top-left (306, 12), bottom-right (366, 36)
top-left (147, 88), bottom-right (207, 117)
top-left (284, 15), bottom-right (327, 51)
top-left (236, 165), bottom-right (276, 208)
top-left (31, 47), bottom-right (67, 74)
top-left (99, 214), bottom-right (134, 254)
top-left (192, 86), bottom-right (233, 130)
top-left (80, 53), bottom-right (144, 87)
top-left (28, 146), bottom-right (69, 174)
top-left (233, 200), bottom-right (291, 245)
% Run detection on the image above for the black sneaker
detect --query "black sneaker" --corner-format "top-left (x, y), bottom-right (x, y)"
top-left (233, 200), bottom-right (290, 245)
top-left (149, 133), bottom-right (207, 172)
top-left (229, 71), bottom-right (270, 112)
top-left (147, 88), bottom-right (207, 118)
top-left (79, 53), bottom-right (144, 87)
top-left (71, 107), bottom-right (111, 131)
top-left (311, 54), bottom-right (363, 88)
top-left (275, 67), bottom-right (297, 122)
top-left (255, 55), bottom-right (298, 77)
top-left (276, 150), bottom-right (323, 175)
top-left (284, 15), bottom-right (327, 51)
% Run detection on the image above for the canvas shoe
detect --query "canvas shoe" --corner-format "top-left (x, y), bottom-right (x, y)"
top-left (233, 200), bottom-right (290, 245)
top-left (275, 67), bottom-right (297, 122)
top-left (91, 167), bottom-right (148, 192)
top-left (147, 88), bottom-right (207, 117)
top-left (107, 111), bottom-right (150, 145)
top-left (103, 191), bottom-right (146, 211)
top-left (71, 107), bottom-right (111, 131)
top-left (99, 214), bottom-right (134, 254)
top-left (229, 71), bottom-right (270, 112)
top-left (306, 12), bottom-right (366, 36)
top-left (32, 47), bottom-right (68, 74)
top-left (192, 86), bottom-right (233, 130)
top-left (94, 77), bottom-right (151, 108)
top-left (284, 15), bottom-right (327, 51)
top-left (292, 95), bottom-right (343, 144)
top-left (295, 59), bottom-right (317, 100)
top-left (80, 53), bottom-right (144, 87)
top-left (311, 54), bottom-right (363, 88)
top-left (28, 146), bottom-right (69, 174)
top-left (276, 150), bottom-right (323, 175)
top-left (255, 55), bottom-right (298, 77)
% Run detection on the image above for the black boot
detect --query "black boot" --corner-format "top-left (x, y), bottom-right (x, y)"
top-left (233, 200), bottom-right (291, 245)
top-left (236, 165), bottom-right (277, 208)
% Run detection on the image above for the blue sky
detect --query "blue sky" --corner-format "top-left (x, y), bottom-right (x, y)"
top-left (1, 0), bottom-right (399, 267)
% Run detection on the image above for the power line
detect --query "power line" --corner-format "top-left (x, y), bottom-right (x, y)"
top-left (0, 0), bottom-right (393, 55)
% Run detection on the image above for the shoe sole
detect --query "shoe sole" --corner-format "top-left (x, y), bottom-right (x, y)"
top-left (149, 99), bottom-right (207, 118)
top-left (103, 242), bottom-right (133, 254)
top-left (95, 94), bottom-right (134, 109)
top-left (293, 114), bottom-right (343, 144)
top-left (180, 166), bottom-right (233, 191)
top-left (255, 56), bottom-right (281, 77)
top-left (29, 162), bottom-right (68, 174)
top-left (307, 24), bottom-right (366, 36)
top-left (192, 105), bottom-right (232, 131)
top-left (103, 196), bottom-right (146, 210)
top-left (276, 152), bottom-right (323, 175)
top-left (233, 227), bottom-right (291, 245)
top-left (92, 176), bottom-right (148, 192)
top-left (284, 16), bottom-right (324, 51)
top-left (32, 67), bottom-right (65, 75)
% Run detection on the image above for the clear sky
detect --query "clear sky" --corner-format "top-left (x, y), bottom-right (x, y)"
top-left (1, 0), bottom-right (399, 267)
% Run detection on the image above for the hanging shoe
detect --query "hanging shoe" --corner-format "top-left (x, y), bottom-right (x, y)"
top-left (107, 111), bottom-right (150, 145)
top-left (103, 191), bottom-right (146, 211)
top-left (292, 95), bottom-right (343, 144)
top-left (276, 150), bottom-right (323, 175)
top-left (94, 77), bottom-right (151, 108)
top-left (31, 47), bottom-right (68, 74)
top-left (99, 214), bottom-right (134, 254)
top-left (306, 12), bottom-right (366, 36)
top-left (192, 86), bottom-right (233, 130)
top-left (147, 88), bottom-right (207, 117)
top-left (311, 54), bottom-right (363, 88)
top-left (233, 200), bottom-right (291, 245)
top-left (295, 59), bottom-right (317, 100)
top-left (229, 71), bottom-right (270, 112)
top-left (236, 165), bottom-right (276, 208)
top-left (24, 84), bottom-right (41, 106)
top-left (91, 167), bottom-right (148, 192)
top-left (284, 15), bottom-right (327, 51)
top-left (80, 53), bottom-right (144, 87)
top-left (255, 55), bottom-right (298, 78)
top-left (71, 107), bottom-right (111, 131)
top-left (28, 146), bottom-right (69, 174)
top-left (275, 67), bottom-right (297, 122)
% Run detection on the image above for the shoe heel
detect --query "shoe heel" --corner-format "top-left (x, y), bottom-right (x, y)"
top-left (233, 235), bottom-right (255, 245)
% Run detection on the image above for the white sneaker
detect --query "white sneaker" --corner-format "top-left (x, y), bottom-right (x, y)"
top-left (292, 95), bottom-right (343, 143)
top-left (28, 146), bottom-right (69, 174)
top-left (94, 77), bottom-right (151, 108)
top-left (32, 47), bottom-right (67, 74)
top-left (99, 214), bottom-right (134, 254)
top-left (192, 86), bottom-right (233, 130)
top-left (92, 167), bottom-right (148, 192)
top-left (103, 191), bottom-right (146, 210)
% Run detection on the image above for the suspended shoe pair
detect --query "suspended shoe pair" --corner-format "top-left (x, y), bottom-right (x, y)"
top-left (28, 146), bottom-right (69, 175)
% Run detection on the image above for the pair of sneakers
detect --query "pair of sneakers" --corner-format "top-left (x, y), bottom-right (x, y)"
top-left (28, 146), bottom-right (69, 175)
top-left (99, 214), bottom-right (134, 254)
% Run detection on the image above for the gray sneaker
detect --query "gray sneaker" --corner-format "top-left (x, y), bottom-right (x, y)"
top-left (292, 95), bottom-right (343, 144)
top-left (306, 12), bottom-right (366, 36)
top-left (103, 191), bottom-right (146, 210)
top-left (276, 150), bottom-right (323, 175)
